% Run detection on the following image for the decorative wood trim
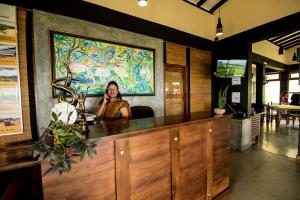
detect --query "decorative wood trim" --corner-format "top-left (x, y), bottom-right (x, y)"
top-left (115, 138), bottom-right (129, 200)
top-left (206, 122), bottom-right (213, 200)
top-left (171, 128), bottom-right (180, 200)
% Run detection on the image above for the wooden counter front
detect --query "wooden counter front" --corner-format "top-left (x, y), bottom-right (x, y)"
top-left (41, 112), bottom-right (231, 200)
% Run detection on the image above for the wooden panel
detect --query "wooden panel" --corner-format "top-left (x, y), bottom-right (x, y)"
top-left (0, 8), bottom-right (32, 145)
top-left (165, 42), bottom-right (186, 66)
top-left (206, 118), bottom-right (230, 199)
top-left (116, 130), bottom-right (172, 200)
top-left (190, 48), bottom-right (212, 113)
top-left (172, 123), bottom-right (207, 200)
top-left (42, 140), bottom-right (116, 200)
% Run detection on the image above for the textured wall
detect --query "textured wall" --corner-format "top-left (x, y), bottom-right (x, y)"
top-left (33, 10), bottom-right (164, 134)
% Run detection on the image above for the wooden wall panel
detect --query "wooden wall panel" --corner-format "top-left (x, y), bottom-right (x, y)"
top-left (190, 48), bottom-right (212, 113)
top-left (165, 42), bottom-right (186, 66)
top-left (0, 8), bottom-right (32, 145)
top-left (42, 140), bottom-right (116, 200)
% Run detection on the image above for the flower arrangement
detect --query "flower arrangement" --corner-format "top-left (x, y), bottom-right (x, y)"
top-left (33, 102), bottom-right (99, 176)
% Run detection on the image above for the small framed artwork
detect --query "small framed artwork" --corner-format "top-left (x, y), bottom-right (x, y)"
top-left (50, 31), bottom-right (155, 96)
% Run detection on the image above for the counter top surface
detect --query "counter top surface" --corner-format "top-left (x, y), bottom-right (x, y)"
top-left (88, 112), bottom-right (231, 140)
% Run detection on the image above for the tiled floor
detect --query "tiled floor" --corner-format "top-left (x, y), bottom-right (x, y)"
top-left (221, 149), bottom-right (300, 200)
top-left (260, 120), bottom-right (299, 158)
top-left (218, 120), bottom-right (300, 200)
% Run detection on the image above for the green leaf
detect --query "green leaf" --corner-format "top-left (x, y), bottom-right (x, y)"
top-left (51, 112), bottom-right (58, 121)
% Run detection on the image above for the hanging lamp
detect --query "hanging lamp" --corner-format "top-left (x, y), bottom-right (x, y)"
top-left (293, 52), bottom-right (297, 61)
top-left (278, 47), bottom-right (284, 55)
top-left (216, 4), bottom-right (223, 36)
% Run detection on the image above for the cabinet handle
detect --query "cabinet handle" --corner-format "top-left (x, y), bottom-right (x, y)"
top-left (120, 150), bottom-right (125, 155)
top-left (209, 129), bottom-right (212, 133)
top-left (208, 193), bottom-right (211, 197)
top-left (174, 137), bottom-right (178, 141)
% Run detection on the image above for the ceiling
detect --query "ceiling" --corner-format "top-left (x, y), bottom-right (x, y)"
top-left (268, 29), bottom-right (300, 50)
top-left (183, 0), bottom-right (227, 14)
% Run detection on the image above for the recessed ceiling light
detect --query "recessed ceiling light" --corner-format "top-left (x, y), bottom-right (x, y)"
top-left (138, 0), bottom-right (147, 7)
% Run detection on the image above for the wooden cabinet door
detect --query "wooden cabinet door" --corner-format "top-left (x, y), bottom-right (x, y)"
top-left (42, 140), bottom-right (116, 200)
top-left (171, 122), bottom-right (207, 200)
top-left (116, 130), bottom-right (172, 200)
top-left (206, 118), bottom-right (230, 199)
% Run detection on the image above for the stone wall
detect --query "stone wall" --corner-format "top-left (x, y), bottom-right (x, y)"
top-left (33, 10), bottom-right (164, 134)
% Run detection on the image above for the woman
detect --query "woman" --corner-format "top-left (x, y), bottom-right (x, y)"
top-left (280, 91), bottom-right (289, 105)
top-left (95, 81), bottom-right (131, 120)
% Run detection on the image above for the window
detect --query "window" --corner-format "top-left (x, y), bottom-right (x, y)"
top-left (264, 73), bottom-right (280, 104)
top-left (288, 72), bottom-right (300, 101)
top-left (290, 73), bottom-right (299, 79)
top-left (266, 74), bottom-right (279, 80)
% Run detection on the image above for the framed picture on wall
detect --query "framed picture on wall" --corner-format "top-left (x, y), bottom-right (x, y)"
top-left (0, 4), bottom-right (23, 136)
top-left (50, 31), bottom-right (155, 97)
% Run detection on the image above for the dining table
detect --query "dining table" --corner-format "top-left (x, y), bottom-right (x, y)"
top-left (269, 104), bottom-right (300, 126)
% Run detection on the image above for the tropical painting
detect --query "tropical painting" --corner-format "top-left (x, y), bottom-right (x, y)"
top-left (51, 32), bottom-right (155, 96)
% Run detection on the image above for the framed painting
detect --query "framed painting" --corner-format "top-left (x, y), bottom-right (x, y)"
top-left (50, 31), bottom-right (155, 96)
top-left (0, 3), bottom-right (23, 136)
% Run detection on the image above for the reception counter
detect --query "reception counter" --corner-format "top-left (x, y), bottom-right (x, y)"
top-left (41, 112), bottom-right (231, 200)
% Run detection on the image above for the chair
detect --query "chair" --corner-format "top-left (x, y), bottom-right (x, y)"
top-left (251, 113), bottom-right (262, 145)
top-left (264, 103), bottom-right (277, 124)
top-left (287, 111), bottom-right (300, 126)
top-left (131, 106), bottom-right (155, 119)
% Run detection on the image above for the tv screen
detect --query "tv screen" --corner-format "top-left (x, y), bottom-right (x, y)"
top-left (216, 59), bottom-right (247, 77)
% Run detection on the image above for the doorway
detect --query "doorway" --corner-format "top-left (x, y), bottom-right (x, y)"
top-left (164, 65), bottom-right (187, 116)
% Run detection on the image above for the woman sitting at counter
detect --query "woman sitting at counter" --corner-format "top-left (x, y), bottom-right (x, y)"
top-left (95, 81), bottom-right (131, 120)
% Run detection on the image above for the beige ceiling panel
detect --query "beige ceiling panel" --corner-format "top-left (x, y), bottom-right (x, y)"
top-left (218, 0), bottom-right (300, 38)
top-left (85, 0), bottom-right (215, 40)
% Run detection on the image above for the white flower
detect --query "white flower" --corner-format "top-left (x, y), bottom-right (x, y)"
top-left (51, 102), bottom-right (77, 124)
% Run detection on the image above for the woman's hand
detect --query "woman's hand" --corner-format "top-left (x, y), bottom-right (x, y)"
top-left (103, 93), bottom-right (109, 104)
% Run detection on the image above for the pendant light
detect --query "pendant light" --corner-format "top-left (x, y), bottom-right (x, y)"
top-left (293, 52), bottom-right (297, 61)
top-left (216, 4), bottom-right (223, 36)
top-left (138, 0), bottom-right (147, 7)
top-left (278, 47), bottom-right (284, 55)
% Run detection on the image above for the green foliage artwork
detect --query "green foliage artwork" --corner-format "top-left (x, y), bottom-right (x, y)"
top-left (51, 32), bottom-right (155, 96)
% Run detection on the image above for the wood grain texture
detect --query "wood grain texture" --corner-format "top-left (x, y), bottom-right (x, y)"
top-left (172, 123), bottom-right (207, 200)
top-left (190, 48), bottom-right (212, 113)
top-left (0, 8), bottom-right (32, 145)
top-left (41, 140), bottom-right (116, 200)
top-left (165, 42), bottom-right (186, 66)
top-left (207, 117), bottom-right (230, 198)
top-left (116, 130), bottom-right (172, 200)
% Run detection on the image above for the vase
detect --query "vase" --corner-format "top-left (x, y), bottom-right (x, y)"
top-left (214, 108), bottom-right (226, 115)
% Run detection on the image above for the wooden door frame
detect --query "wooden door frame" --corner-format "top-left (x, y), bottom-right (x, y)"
top-left (164, 64), bottom-right (188, 116)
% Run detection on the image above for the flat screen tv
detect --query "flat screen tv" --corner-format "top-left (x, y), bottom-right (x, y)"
top-left (216, 59), bottom-right (247, 77)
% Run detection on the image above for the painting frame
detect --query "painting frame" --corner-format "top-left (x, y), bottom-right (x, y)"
top-left (50, 31), bottom-right (156, 97)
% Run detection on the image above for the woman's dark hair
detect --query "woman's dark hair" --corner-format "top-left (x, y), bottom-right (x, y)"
top-left (106, 81), bottom-right (122, 99)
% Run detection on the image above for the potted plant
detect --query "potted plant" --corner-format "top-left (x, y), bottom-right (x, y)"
top-left (33, 102), bottom-right (100, 176)
top-left (214, 86), bottom-right (229, 115)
